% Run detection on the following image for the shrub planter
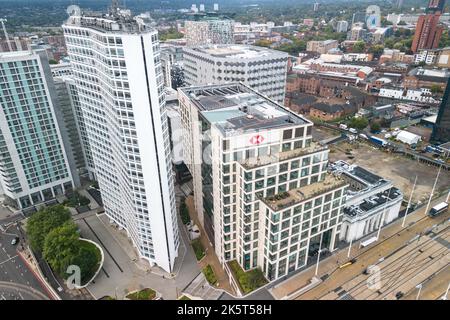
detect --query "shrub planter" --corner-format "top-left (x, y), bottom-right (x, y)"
top-left (73, 238), bottom-right (104, 289)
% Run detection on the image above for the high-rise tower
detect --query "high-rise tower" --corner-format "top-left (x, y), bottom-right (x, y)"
top-left (63, 6), bottom-right (179, 272)
top-left (0, 48), bottom-right (78, 210)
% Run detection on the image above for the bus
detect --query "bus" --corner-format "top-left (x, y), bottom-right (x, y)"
top-left (428, 202), bottom-right (448, 217)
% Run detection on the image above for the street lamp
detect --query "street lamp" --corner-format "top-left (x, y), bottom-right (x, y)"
top-left (402, 175), bottom-right (418, 228)
top-left (416, 283), bottom-right (423, 300)
top-left (424, 165), bottom-right (441, 216)
top-left (444, 282), bottom-right (450, 300)
top-left (376, 186), bottom-right (394, 241)
top-left (314, 233), bottom-right (324, 277)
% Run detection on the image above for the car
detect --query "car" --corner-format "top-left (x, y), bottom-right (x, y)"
top-left (395, 291), bottom-right (404, 299)
top-left (11, 237), bottom-right (19, 245)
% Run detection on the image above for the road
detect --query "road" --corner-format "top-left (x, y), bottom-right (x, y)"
top-left (294, 208), bottom-right (449, 300)
top-left (0, 213), bottom-right (50, 300)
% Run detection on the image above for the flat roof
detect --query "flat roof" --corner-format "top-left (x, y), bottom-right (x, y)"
top-left (344, 187), bottom-right (402, 217)
top-left (185, 44), bottom-right (287, 59)
top-left (329, 160), bottom-right (388, 188)
top-left (180, 83), bottom-right (309, 136)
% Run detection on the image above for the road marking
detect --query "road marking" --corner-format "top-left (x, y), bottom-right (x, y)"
top-left (0, 255), bottom-right (18, 266)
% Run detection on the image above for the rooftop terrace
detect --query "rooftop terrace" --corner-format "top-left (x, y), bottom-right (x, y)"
top-left (262, 173), bottom-right (347, 211)
top-left (64, 10), bottom-right (154, 34)
top-left (181, 83), bottom-right (309, 136)
top-left (239, 141), bottom-right (327, 169)
top-left (186, 45), bottom-right (287, 59)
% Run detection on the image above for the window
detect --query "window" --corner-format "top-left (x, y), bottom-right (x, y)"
top-left (283, 129), bottom-right (293, 140)
top-left (295, 127), bottom-right (304, 137)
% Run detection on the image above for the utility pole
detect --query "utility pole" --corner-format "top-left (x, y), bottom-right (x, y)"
top-left (402, 175), bottom-right (417, 228)
top-left (0, 19), bottom-right (12, 52)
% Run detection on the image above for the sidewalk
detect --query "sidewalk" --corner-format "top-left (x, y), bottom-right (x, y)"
top-left (269, 195), bottom-right (449, 299)
top-left (185, 196), bottom-right (234, 295)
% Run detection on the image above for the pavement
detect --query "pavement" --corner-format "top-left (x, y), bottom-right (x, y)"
top-left (75, 185), bottom-right (200, 300)
top-left (268, 195), bottom-right (450, 300)
top-left (183, 272), bottom-right (223, 300)
top-left (0, 208), bottom-right (51, 300)
top-left (184, 195), bottom-right (234, 295)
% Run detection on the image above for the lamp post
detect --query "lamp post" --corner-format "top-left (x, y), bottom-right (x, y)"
top-left (424, 165), bottom-right (441, 216)
top-left (416, 283), bottom-right (423, 300)
top-left (314, 233), bottom-right (324, 277)
top-left (402, 175), bottom-right (417, 228)
top-left (376, 186), bottom-right (393, 241)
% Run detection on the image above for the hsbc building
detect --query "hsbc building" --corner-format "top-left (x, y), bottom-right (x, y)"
top-left (179, 83), bottom-right (347, 284)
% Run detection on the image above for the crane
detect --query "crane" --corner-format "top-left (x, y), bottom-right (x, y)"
top-left (0, 18), bottom-right (12, 52)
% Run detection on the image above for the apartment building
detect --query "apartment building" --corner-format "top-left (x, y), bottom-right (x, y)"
top-left (0, 49), bottom-right (77, 209)
top-left (183, 44), bottom-right (288, 103)
top-left (185, 15), bottom-right (234, 46)
top-left (306, 40), bottom-right (339, 54)
top-left (63, 8), bottom-right (179, 272)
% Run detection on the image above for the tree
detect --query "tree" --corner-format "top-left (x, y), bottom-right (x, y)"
top-left (180, 199), bottom-right (190, 225)
top-left (43, 221), bottom-right (80, 277)
top-left (64, 191), bottom-right (90, 207)
top-left (159, 28), bottom-right (184, 41)
top-left (368, 44), bottom-right (384, 57)
top-left (352, 41), bottom-right (365, 53)
top-left (370, 121), bottom-right (381, 133)
top-left (431, 84), bottom-right (443, 94)
top-left (48, 59), bottom-right (58, 65)
top-left (71, 245), bottom-right (99, 283)
top-left (254, 39), bottom-right (272, 48)
top-left (27, 205), bottom-right (71, 252)
top-left (348, 117), bottom-right (368, 130)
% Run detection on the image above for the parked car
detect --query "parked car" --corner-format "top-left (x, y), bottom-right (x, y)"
top-left (11, 237), bottom-right (19, 245)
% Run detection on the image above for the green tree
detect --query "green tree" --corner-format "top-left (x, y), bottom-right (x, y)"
top-left (27, 205), bottom-right (71, 252)
top-left (43, 221), bottom-right (80, 276)
top-left (370, 121), bottom-right (381, 133)
top-left (159, 28), bottom-right (184, 41)
top-left (348, 117), bottom-right (368, 130)
top-left (180, 199), bottom-right (190, 225)
top-left (430, 84), bottom-right (443, 94)
top-left (254, 39), bottom-right (273, 48)
top-left (48, 59), bottom-right (58, 65)
top-left (71, 245), bottom-right (99, 283)
top-left (369, 44), bottom-right (384, 57)
top-left (352, 41), bottom-right (366, 53)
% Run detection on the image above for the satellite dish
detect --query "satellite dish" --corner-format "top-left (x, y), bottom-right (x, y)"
top-left (66, 5), bottom-right (81, 17)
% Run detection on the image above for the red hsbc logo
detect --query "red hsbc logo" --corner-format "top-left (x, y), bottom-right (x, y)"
top-left (249, 135), bottom-right (264, 145)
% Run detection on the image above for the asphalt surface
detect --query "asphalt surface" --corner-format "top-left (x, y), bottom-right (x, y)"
top-left (0, 215), bottom-right (50, 300)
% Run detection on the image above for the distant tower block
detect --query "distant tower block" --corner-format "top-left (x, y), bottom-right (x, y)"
top-left (366, 5), bottom-right (381, 30)
top-left (314, 2), bottom-right (320, 12)
top-left (199, 4), bottom-right (205, 12)
top-left (191, 4), bottom-right (198, 13)
top-left (214, 3), bottom-right (219, 11)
